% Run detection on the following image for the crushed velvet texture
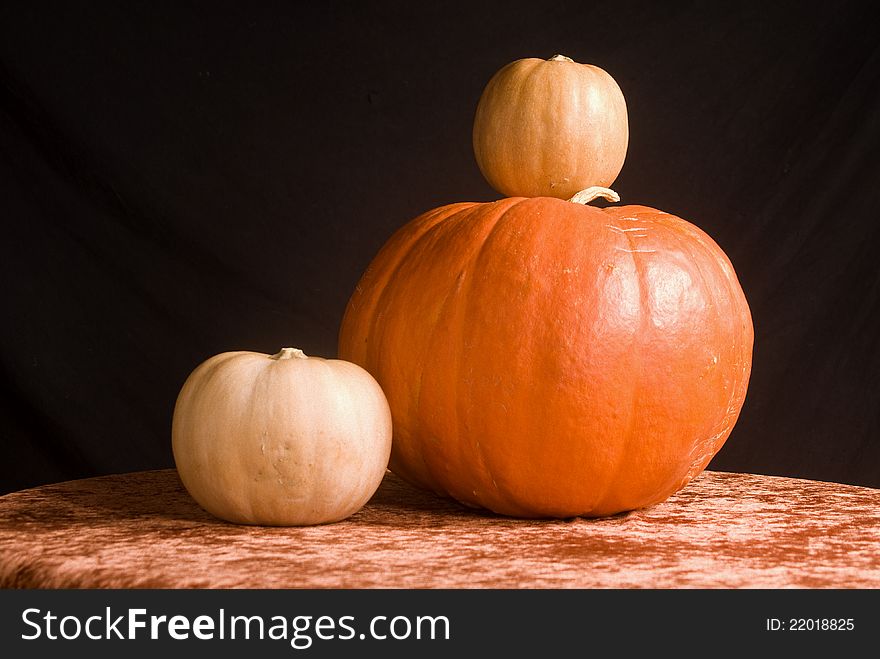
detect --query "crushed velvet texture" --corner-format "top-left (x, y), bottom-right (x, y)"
top-left (0, 469), bottom-right (878, 588)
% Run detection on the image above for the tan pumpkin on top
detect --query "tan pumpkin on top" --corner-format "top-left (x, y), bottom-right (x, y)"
top-left (472, 54), bottom-right (629, 199)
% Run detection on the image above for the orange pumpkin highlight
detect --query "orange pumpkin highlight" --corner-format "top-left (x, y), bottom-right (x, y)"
top-left (338, 197), bottom-right (753, 518)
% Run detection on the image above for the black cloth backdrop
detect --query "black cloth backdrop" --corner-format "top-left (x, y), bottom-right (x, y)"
top-left (1, 1), bottom-right (878, 496)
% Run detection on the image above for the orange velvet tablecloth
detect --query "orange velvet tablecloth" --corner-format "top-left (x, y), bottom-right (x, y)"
top-left (1, 469), bottom-right (878, 589)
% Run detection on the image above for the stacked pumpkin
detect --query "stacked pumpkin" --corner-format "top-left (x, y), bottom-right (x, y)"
top-left (338, 54), bottom-right (754, 518)
top-left (172, 54), bottom-right (753, 525)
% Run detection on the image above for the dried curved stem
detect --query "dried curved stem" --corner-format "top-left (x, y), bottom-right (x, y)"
top-left (567, 186), bottom-right (620, 205)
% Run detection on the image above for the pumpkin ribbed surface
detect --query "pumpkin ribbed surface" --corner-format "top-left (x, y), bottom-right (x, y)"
top-left (338, 197), bottom-right (753, 518)
top-left (472, 56), bottom-right (629, 199)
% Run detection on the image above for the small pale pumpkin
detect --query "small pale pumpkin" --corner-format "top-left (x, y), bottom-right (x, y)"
top-left (472, 54), bottom-right (629, 199)
top-left (172, 347), bottom-right (392, 526)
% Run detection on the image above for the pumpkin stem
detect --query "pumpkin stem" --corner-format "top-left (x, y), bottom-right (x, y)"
top-left (548, 54), bottom-right (574, 63)
top-left (567, 186), bottom-right (620, 205)
top-left (270, 347), bottom-right (308, 360)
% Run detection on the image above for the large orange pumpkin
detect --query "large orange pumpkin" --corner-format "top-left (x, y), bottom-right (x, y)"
top-left (338, 192), bottom-right (753, 518)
